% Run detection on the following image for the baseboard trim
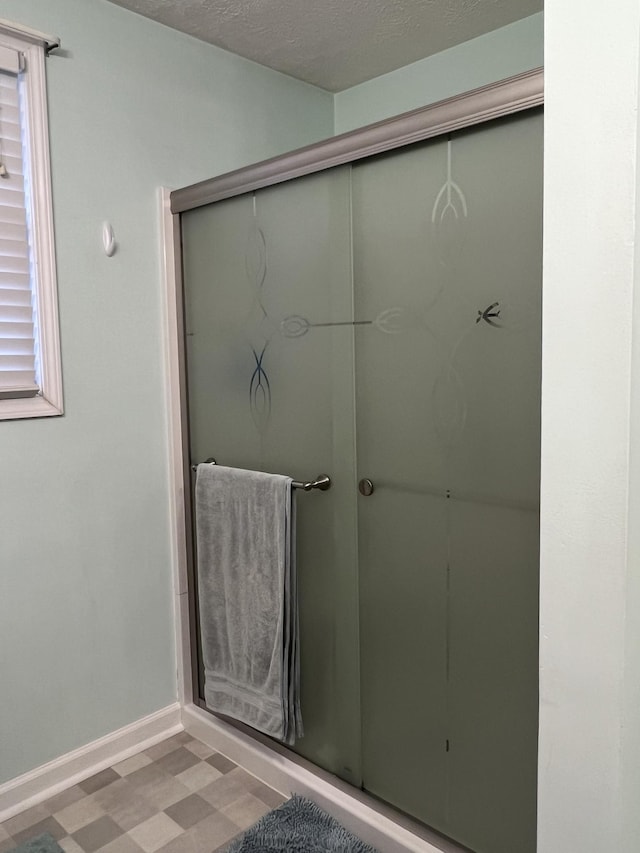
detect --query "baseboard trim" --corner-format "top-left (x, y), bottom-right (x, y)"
top-left (0, 703), bottom-right (182, 822)
top-left (182, 703), bottom-right (462, 853)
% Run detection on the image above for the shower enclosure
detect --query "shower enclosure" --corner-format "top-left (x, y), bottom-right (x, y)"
top-left (171, 70), bottom-right (542, 853)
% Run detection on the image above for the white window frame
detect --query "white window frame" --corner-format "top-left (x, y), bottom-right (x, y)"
top-left (0, 22), bottom-right (62, 420)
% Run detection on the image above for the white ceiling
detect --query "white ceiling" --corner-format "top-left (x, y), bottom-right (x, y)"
top-left (104, 0), bottom-right (542, 92)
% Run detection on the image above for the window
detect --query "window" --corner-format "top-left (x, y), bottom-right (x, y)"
top-left (0, 20), bottom-right (62, 419)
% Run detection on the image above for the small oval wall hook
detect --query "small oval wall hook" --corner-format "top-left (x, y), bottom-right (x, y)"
top-left (103, 222), bottom-right (116, 257)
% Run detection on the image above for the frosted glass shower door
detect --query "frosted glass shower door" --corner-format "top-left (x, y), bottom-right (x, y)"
top-left (180, 105), bottom-right (542, 853)
top-left (352, 110), bottom-right (542, 853)
top-left (181, 166), bottom-right (361, 785)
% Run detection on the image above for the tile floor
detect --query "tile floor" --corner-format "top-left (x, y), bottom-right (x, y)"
top-left (0, 732), bottom-right (287, 853)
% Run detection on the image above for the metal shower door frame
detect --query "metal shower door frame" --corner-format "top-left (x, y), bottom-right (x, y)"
top-left (161, 68), bottom-right (544, 839)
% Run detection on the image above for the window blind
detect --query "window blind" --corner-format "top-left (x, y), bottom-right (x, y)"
top-left (0, 45), bottom-right (38, 400)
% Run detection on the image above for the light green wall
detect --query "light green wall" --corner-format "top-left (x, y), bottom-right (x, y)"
top-left (0, 0), bottom-right (332, 785)
top-left (334, 13), bottom-right (543, 134)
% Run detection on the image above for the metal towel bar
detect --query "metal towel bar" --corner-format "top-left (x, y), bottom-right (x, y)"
top-left (191, 459), bottom-right (331, 492)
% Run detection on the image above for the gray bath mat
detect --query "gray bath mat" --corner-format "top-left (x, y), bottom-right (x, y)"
top-left (226, 795), bottom-right (378, 852)
top-left (7, 833), bottom-right (64, 853)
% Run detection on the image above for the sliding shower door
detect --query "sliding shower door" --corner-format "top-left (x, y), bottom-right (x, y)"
top-left (181, 167), bottom-right (362, 787)
top-left (179, 102), bottom-right (542, 853)
top-left (353, 111), bottom-right (542, 852)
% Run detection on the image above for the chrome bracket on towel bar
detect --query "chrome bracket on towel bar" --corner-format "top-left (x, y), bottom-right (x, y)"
top-left (190, 458), bottom-right (331, 492)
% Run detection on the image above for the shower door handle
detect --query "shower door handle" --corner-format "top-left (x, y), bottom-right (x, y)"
top-left (358, 478), bottom-right (375, 496)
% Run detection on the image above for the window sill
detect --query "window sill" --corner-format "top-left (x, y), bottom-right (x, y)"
top-left (0, 393), bottom-right (63, 421)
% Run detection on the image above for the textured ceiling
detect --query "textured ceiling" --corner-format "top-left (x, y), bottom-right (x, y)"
top-left (104, 0), bottom-right (542, 92)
